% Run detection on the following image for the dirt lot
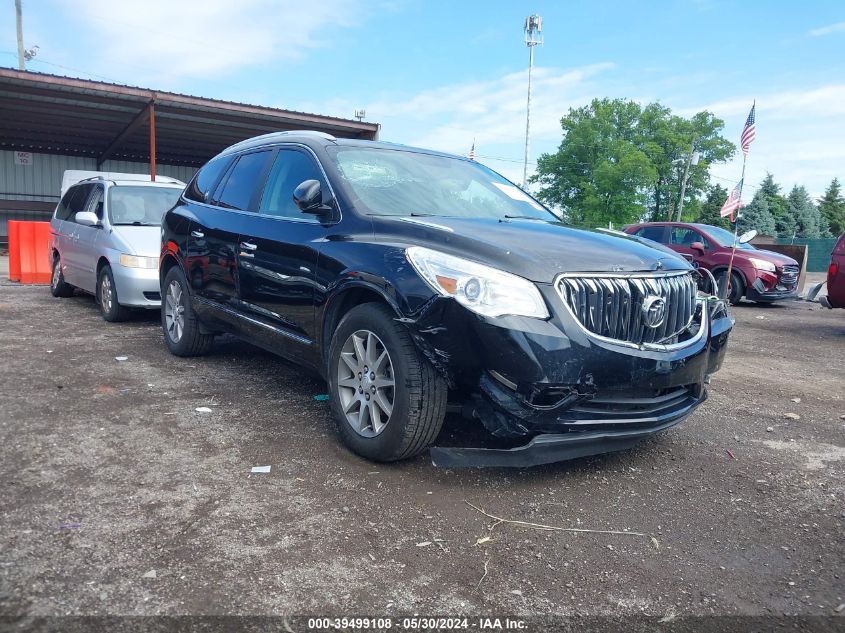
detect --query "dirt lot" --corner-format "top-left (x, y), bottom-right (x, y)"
top-left (0, 270), bottom-right (843, 623)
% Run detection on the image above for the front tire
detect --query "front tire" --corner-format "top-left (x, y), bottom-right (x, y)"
top-left (716, 270), bottom-right (744, 305)
top-left (50, 255), bottom-right (74, 298)
top-left (98, 266), bottom-right (130, 322)
top-left (161, 266), bottom-right (214, 356)
top-left (328, 303), bottom-right (447, 462)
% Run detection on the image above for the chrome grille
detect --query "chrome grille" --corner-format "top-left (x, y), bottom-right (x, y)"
top-left (780, 264), bottom-right (799, 285)
top-left (555, 271), bottom-right (698, 345)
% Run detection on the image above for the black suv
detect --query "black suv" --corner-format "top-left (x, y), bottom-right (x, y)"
top-left (159, 131), bottom-right (733, 467)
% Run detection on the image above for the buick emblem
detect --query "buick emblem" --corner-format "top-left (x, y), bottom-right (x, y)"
top-left (642, 295), bottom-right (666, 329)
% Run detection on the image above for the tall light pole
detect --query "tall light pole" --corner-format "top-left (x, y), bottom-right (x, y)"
top-left (522, 14), bottom-right (543, 189)
top-left (16, 0), bottom-right (26, 71)
top-left (674, 146), bottom-right (700, 222)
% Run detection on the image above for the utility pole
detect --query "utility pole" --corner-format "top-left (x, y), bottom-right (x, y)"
top-left (522, 15), bottom-right (543, 189)
top-left (15, 0), bottom-right (26, 71)
top-left (674, 145), bottom-right (699, 222)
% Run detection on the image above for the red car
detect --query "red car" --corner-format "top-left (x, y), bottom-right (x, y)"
top-left (819, 233), bottom-right (845, 309)
top-left (624, 222), bottom-right (800, 304)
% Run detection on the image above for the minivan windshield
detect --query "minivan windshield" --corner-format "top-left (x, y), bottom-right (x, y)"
top-left (327, 147), bottom-right (556, 221)
top-left (109, 186), bottom-right (182, 226)
top-left (705, 225), bottom-right (757, 250)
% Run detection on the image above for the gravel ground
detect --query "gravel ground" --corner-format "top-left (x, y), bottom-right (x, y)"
top-left (0, 273), bottom-right (843, 625)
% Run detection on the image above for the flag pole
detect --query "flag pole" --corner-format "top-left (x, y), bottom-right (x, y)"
top-left (721, 145), bottom-right (748, 300)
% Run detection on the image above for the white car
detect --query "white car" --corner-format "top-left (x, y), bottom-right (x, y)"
top-left (48, 171), bottom-right (185, 321)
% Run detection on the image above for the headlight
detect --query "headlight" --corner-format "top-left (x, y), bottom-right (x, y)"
top-left (748, 257), bottom-right (776, 273)
top-left (119, 254), bottom-right (157, 269)
top-left (406, 246), bottom-right (549, 319)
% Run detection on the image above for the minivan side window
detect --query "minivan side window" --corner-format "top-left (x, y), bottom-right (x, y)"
top-left (184, 155), bottom-right (233, 204)
top-left (62, 185), bottom-right (94, 223)
top-left (55, 189), bottom-right (77, 221)
top-left (214, 151), bottom-right (272, 211)
top-left (87, 185), bottom-right (104, 219)
top-left (259, 149), bottom-right (327, 220)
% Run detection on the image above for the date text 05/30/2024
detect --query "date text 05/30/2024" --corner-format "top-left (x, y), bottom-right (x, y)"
top-left (307, 617), bottom-right (527, 630)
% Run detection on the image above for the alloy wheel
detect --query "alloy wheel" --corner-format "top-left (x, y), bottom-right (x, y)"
top-left (336, 329), bottom-right (395, 438)
top-left (164, 280), bottom-right (185, 343)
top-left (51, 260), bottom-right (61, 290)
top-left (100, 274), bottom-right (113, 313)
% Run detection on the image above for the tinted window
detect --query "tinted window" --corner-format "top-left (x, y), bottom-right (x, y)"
top-left (62, 185), bottom-right (94, 223)
top-left (635, 226), bottom-right (666, 242)
top-left (215, 151), bottom-right (272, 211)
top-left (55, 189), bottom-right (77, 221)
top-left (259, 149), bottom-right (327, 220)
top-left (185, 155), bottom-right (233, 203)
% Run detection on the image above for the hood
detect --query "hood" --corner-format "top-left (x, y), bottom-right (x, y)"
top-left (742, 248), bottom-right (799, 268)
top-left (372, 216), bottom-right (690, 283)
top-left (110, 225), bottom-right (161, 257)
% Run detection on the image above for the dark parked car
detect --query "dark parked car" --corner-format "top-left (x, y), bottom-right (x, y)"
top-left (159, 132), bottom-right (733, 467)
top-left (623, 222), bottom-right (800, 304)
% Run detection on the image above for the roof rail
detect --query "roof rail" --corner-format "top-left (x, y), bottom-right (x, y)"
top-left (222, 130), bottom-right (337, 154)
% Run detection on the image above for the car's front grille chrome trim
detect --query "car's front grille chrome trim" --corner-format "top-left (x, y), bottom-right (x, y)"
top-left (554, 271), bottom-right (704, 350)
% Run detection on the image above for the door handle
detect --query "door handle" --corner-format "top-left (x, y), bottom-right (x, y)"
top-left (191, 230), bottom-right (205, 238)
top-left (239, 241), bottom-right (258, 251)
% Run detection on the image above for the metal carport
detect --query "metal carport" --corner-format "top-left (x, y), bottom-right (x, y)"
top-left (0, 69), bottom-right (380, 242)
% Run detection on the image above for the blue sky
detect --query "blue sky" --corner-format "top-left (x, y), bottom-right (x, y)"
top-left (2, 0), bottom-right (844, 198)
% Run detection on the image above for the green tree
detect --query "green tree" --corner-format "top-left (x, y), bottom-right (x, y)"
top-left (818, 178), bottom-right (845, 235)
top-left (756, 173), bottom-right (792, 237)
top-left (532, 98), bottom-right (735, 227)
top-left (740, 191), bottom-right (777, 236)
top-left (532, 99), bottom-right (655, 226)
top-left (695, 183), bottom-right (731, 229)
top-left (787, 185), bottom-right (829, 238)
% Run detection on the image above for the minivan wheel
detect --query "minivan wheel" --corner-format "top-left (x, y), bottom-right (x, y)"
top-left (328, 303), bottom-right (447, 462)
top-left (97, 266), bottom-right (130, 322)
top-left (50, 255), bottom-right (73, 298)
top-left (716, 270), bottom-right (744, 305)
top-left (161, 266), bottom-right (214, 356)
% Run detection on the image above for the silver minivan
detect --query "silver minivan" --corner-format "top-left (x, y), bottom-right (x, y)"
top-left (48, 172), bottom-right (185, 321)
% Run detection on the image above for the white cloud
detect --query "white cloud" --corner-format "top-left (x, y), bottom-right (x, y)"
top-left (59, 0), bottom-right (365, 79)
top-left (809, 21), bottom-right (845, 37)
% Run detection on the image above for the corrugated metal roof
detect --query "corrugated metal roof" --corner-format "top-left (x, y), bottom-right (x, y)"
top-left (0, 68), bottom-right (379, 168)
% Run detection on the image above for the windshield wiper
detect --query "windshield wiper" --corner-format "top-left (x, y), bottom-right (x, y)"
top-left (367, 212), bottom-right (440, 217)
top-left (500, 215), bottom-right (548, 221)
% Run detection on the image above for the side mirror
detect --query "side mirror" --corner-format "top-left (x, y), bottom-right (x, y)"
top-left (75, 211), bottom-right (100, 227)
top-left (293, 179), bottom-right (330, 214)
top-left (690, 241), bottom-right (706, 253)
top-left (738, 229), bottom-right (758, 244)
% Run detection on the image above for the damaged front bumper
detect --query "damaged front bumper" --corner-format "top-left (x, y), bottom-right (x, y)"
top-left (405, 286), bottom-right (733, 468)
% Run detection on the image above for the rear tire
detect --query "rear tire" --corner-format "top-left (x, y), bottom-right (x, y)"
top-left (161, 265), bottom-right (214, 356)
top-left (98, 266), bottom-right (130, 322)
top-left (50, 255), bottom-right (74, 298)
top-left (716, 270), bottom-right (744, 305)
top-left (328, 303), bottom-right (447, 462)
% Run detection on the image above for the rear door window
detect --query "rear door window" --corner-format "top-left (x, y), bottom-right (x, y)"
top-left (214, 151), bottom-right (273, 211)
top-left (635, 226), bottom-right (667, 243)
top-left (259, 149), bottom-right (327, 220)
top-left (184, 155), bottom-right (233, 203)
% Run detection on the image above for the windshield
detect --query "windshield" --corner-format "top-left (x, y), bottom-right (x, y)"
top-left (705, 225), bottom-right (757, 250)
top-left (108, 186), bottom-right (182, 226)
top-left (327, 147), bottom-right (556, 221)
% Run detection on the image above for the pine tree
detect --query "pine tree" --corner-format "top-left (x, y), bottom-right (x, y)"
top-left (818, 178), bottom-right (845, 236)
top-left (756, 173), bottom-right (790, 237)
top-left (788, 185), bottom-right (829, 238)
top-left (694, 184), bottom-right (731, 229)
top-left (739, 191), bottom-right (776, 236)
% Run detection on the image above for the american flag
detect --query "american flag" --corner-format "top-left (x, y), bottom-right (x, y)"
top-left (740, 103), bottom-right (756, 155)
top-left (720, 179), bottom-right (743, 218)
top-left (468, 140), bottom-right (476, 161)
